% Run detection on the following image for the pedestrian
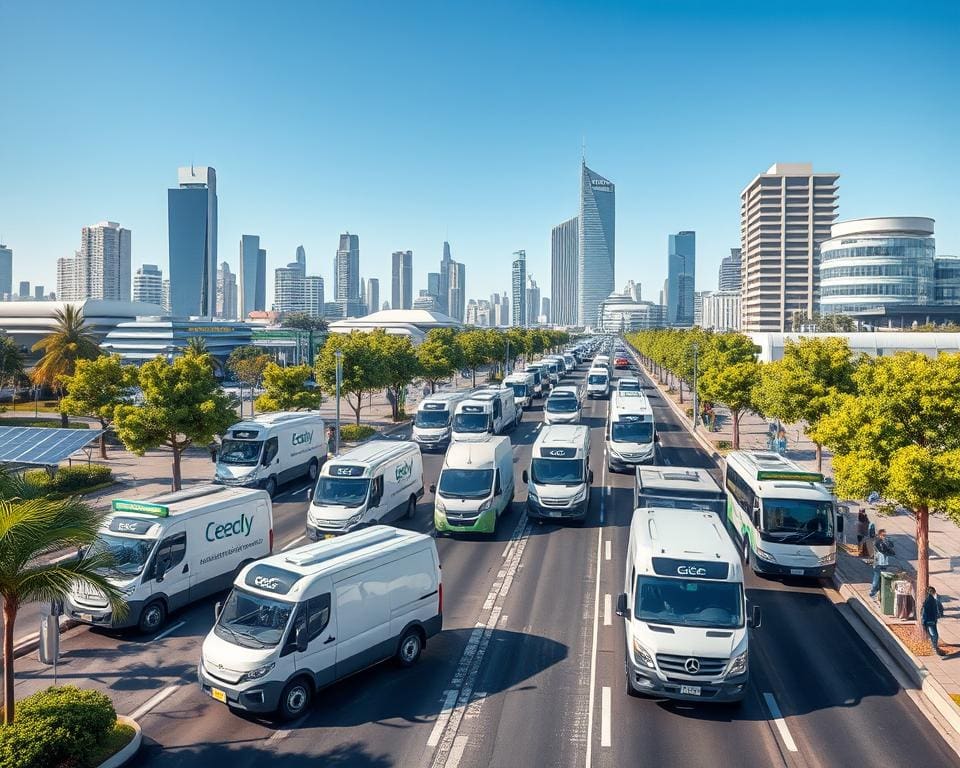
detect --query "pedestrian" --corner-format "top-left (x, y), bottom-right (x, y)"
top-left (856, 509), bottom-right (869, 557)
top-left (922, 585), bottom-right (946, 656)
top-left (326, 425), bottom-right (335, 457)
top-left (869, 529), bottom-right (895, 600)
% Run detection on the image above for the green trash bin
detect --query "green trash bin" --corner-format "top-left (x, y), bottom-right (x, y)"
top-left (880, 571), bottom-right (897, 616)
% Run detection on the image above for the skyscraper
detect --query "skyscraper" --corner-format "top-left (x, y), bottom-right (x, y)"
top-left (168, 166), bottom-right (217, 316)
top-left (216, 262), bottom-right (238, 319)
top-left (667, 231), bottom-right (696, 326)
top-left (526, 274), bottom-right (541, 326)
top-left (511, 250), bottom-right (526, 327)
top-left (624, 280), bottom-right (641, 302)
top-left (0, 244), bottom-right (12, 299)
top-left (336, 233), bottom-right (361, 314)
top-left (365, 278), bottom-right (379, 315)
top-left (304, 275), bottom-right (325, 318)
top-left (57, 255), bottom-right (78, 301)
top-left (541, 297), bottom-right (551, 324)
top-left (448, 261), bottom-right (466, 321)
top-left (392, 250), bottom-right (413, 310)
top-left (295, 245), bottom-right (306, 274)
top-left (551, 216), bottom-right (579, 326)
top-left (501, 291), bottom-right (510, 327)
top-left (427, 272), bottom-right (441, 304)
top-left (34, 286), bottom-right (44, 300)
top-left (238, 235), bottom-right (266, 318)
top-left (133, 264), bottom-right (164, 306)
top-left (275, 263), bottom-right (305, 315)
top-left (718, 248), bottom-right (742, 291)
top-left (18, 281), bottom-right (29, 298)
top-left (578, 162), bottom-right (615, 328)
top-left (740, 163), bottom-right (840, 331)
top-left (439, 241), bottom-right (453, 316)
top-left (56, 222), bottom-right (131, 302)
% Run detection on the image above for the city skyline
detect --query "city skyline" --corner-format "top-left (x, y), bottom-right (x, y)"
top-left (2, 4), bottom-right (956, 308)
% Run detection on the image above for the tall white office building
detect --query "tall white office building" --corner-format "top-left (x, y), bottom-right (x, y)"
top-left (511, 250), bottom-right (526, 327)
top-left (304, 275), bottom-right (325, 318)
top-left (133, 263), bottom-right (164, 306)
top-left (365, 278), bottom-right (379, 316)
top-left (526, 274), bottom-right (541, 326)
top-left (275, 264), bottom-right (305, 314)
top-left (216, 262), bottom-right (238, 319)
top-left (448, 260), bottom-right (466, 321)
top-left (392, 250), bottom-right (413, 310)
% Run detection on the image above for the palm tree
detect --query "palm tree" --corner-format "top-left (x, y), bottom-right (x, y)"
top-left (184, 336), bottom-right (223, 375)
top-left (0, 476), bottom-right (126, 724)
top-left (0, 336), bottom-right (25, 407)
top-left (31, 306), bottom-right (101, 426)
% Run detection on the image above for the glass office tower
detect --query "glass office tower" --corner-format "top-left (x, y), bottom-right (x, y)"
top-left (168, 166), bottom-right (217, 317)
top-left (578, 163), bottom-right (615, 328)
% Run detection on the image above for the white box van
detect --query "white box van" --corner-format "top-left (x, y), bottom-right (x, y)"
top-left (586, 367), bottom-right (610, 399)
top-left (617, 507), bottom-right (760, 703)
top-left (66, 486), bottom-right (274, 633)
top-left (524, 365), bottom-right (546, 398)
top-left (306, 440), bottom-right (424, 538)
top-left (199, 526), bottom-right (442, 720)
top-left (215, 412), bottom-right (326, 497)
top-left (451, 389), bottom-right (519, 442)
top-left (432, 436), bottom-right (515, 535)
top-left (412, 391), bottom-right (473, 451)
top-left (594, 355), bottom-right (611, 373)
top-left (607, 390), bottom-right (657, 471)
top-left (523, 424), bottom-right (592, 522)
top-left (502, 372), bottom-right (535, 410)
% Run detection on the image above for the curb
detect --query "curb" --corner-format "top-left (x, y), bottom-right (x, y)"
top-left (98, 715), bottom-right (142, 768)
top-left (12, 617), bottom-right (79, 659)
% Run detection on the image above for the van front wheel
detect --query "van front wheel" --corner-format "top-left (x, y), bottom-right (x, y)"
top-left (307, 459), bottom-right (319, 482)
top-left (278, 677), bottom-right (312, 721)
top-left (396, 628), bottom-right (423, 668)
top-left (138, 600), bottom-right (166, 634)
top-left (264, 476), bottom-right (277, 498)
top-left (405, 495), bottom-right (417, 520)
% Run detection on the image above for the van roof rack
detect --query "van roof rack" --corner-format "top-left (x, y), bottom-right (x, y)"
top-left (284, 527), bottom-right (400, 568)
top-left (147, 484), bottom-right (229, 506)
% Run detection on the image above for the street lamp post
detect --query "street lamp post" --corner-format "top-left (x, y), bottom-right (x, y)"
top-left (334, 349), bottom-right (343, 456)
top-left (692, 343), bottom-right (699, 433)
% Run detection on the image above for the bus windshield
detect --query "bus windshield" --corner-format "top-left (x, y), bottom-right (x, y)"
top-left (611, 421), bottom-right (653, 443)
top-left (453, 412), bottom-right (490, 433)
top-left (634, 576), bottom-right (743, 629)
top-left (761, 498), bottom-right (835, 544)
top-left (415, 409), bottom-right (450, 428)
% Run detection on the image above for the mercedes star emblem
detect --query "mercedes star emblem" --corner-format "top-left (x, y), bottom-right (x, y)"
top-left (684, 658), bottom-right (700, 674)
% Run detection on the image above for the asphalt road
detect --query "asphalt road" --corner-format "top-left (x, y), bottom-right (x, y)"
top-left (9, 354), bottom-right (960, 768)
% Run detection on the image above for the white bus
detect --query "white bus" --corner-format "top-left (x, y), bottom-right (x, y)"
top-left (724, 451), bottom-right (840, 579)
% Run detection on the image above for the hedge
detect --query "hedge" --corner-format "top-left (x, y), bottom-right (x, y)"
top-left (0, 686), bottom-right (117, 768)
top-left (339, 424), bottom-right (376, 442)
top-left (23, 465), bottom-right (113, 494)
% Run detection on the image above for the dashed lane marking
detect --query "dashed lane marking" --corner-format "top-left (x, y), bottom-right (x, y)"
top-left (601, 686), bottom-right (611, 747)
top-left (603, 594), bottom-right (611, 626)
top-left (605, 540), bottom-right (611, 561)
top-left (153, 620), bottom-right (186, 641)
top-left (282, 535), bottom-right (306, 551)
top-left (127, 684), bottom-right (182, 721)
top-left (762, 692), bottom-right (798, 753)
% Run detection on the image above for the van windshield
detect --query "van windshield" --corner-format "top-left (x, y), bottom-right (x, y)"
top-left (634, 576), bottom-right (743, 629)
top-left (532, 458), bottom-right (584, 485)
top-left (215, 587), bottom-right (294, 648)
top-left (453, 412), bottom-right (490, 433)
top-left (546, 397), bottom-right (578, 413)
top-left (612, 421), bottom-right (653, 443)
top-left (638, 493), bottom-right (725, 517)
top-left (619, 381), bottom-right (641, 391)
top-left (219, 439), bottom-right (262, 466)
top-left (314, 477), bottom-right (369, 507)
top-left (88, 533), bottom-right (155, 577)
top-left (415, 410), bottom-right (450, 428)
top-left (761, 498), bottom-right (835, 545)
top-left (507, 382), bottom-right (528, 398)
top-left (588, 374), bottom-right (608, 385)
top-left (438, 468), bottom-right (494, 499)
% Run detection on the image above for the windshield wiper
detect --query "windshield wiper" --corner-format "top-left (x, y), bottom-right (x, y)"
top-left (230, 628), bottom-right (270, 648)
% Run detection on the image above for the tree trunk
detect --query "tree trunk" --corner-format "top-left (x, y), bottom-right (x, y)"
top-left (472, 368), bottom-right (477, 387)
top-left (732, 410), bottom-right (741, 450)
top-left (171, 445), bottom-right (183, 491)
top-left (916, 504), bottom-right (930, 628)
top-left (678, 379), bottom-right (684, 404)
top-left (60, 411), bottom-right (69, 428)
top-left (2, 598), bottom-right (17, 724)
top-left (99, 420), bottom-right (109, 459)
top-left (351, 394), bottom-right (362, 425)
top-left (815, 442), bottom-right (823, 473)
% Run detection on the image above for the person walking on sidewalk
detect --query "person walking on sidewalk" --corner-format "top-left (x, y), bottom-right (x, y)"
top-left (856, 510), bottom-right (869, 557)
top-left (870, 529), bottom-right (895, 600)
top-left (922, 586), bottom-right (946, 656)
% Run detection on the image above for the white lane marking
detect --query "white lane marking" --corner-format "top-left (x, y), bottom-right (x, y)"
top-left (603, 594), bottom-right (611, 626)
top-left (282, 535), bottom-right (306, 551)
top-left (428, 690), bottom-right (461, 747)
top-left (605, 540), bottom-right (611, 561)
top-left (762, 692), bottom-right (798, 753)
top-left (601, 686), bottom-right (612, 747)
top-left (584, 525), bottom-right (604, 768)
top-left (447, 734), bottom-right (470, 767)
top-left (153, 620), bottom-right (186, 641)
top-left (128, 684), bottom-right (182, 721)
top-left (535, 422), bottom-right (542, 432)
top-left (663, 457), bottom-right (671, 465)
top-left (267, 713), bottom-right (309, 743)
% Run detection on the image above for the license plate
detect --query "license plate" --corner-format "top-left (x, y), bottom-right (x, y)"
top-left (210, 687), bottom-right (227, 704)
top-left (324, 533), bottom-right (336, 540)
top-left (790, 568), bottom-right (804, 575)
top-left (78, 613), bottom-right (93, 622)
top-left (546, 509), bottom-right (561, 517)
top-left (680, 685), bottom-right (701, 696)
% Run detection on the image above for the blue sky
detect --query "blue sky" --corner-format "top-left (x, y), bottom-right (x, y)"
top-left (1, 1), bottom-right (958, 307)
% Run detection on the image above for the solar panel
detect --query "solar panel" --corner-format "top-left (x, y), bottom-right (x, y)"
top-left (0, 427), bottom-right (105, 466)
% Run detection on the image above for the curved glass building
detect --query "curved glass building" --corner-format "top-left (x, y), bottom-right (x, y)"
top-left (578, 163), bottom-right (615, 328)
top-left (819, 217), bottom-right (935, 315)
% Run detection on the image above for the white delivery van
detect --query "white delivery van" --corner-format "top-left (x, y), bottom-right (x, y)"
top-left (66, 486), bottom-right (274, 633)
top-left (635, 467), bottom-right (726, 517)
top-left (617, 376), bottom-right (642, 393)
top-left (594, 355), bottom-right (611, 372)
top-left (412, 391), bottom-right (473, 452)
top-left (451, 390), bottom-right (519, 442)
top-left (524, 365), bottom-right (546, 398)
top-left (544, 355), bottom-right (569, 377)
top-left (433, 436), bottom-right (515, 535)
top-left (199, 526), bottom-right (442, 720)
top-left (541, 358), bottom-right (562, 385)
top-left (215, 412), bottom-right (326, 498)
top-left (544, 390), bottom-right (582, 425)
top-left (562, 353), bottom-right (577, 372)
top-left (306, 440), bottom-right (424, 539)
top-left (607, 390), bottom-right (657, 471)
top-left (523, 424), bottom-right (592, 522)
top-left (617, 507), bottom-right (760, 703)
top-left (586, 367), bottom-right (610, 399)
top-left (503, 372), bottom-right (536, 411)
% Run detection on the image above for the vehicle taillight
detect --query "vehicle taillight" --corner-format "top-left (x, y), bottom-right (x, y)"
top-left (269, 528), bottom-right (274, 552)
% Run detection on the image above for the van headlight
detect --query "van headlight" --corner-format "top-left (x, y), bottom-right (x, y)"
top-left (728, 651), bottom-right (747, 676)
top-left (632, 638), bottom-right (655, 669)
top-left (239, 662), bottom-right (275, 683)
top-left (754, 547), bottom-right (774, 562)
top-left (818, 550), bottom-right (836, 565)
top-left (478, 498), bottom-right (492, 512)
top-left (435, 498), bottom-right (446, 513)
top-left (346, 511), bottom-right (364, 527)
top-left (572, 485), bottom-right (587, 503)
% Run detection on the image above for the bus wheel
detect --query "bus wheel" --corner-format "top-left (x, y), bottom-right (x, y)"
top-left (741, 537), bottom-right (751, 567)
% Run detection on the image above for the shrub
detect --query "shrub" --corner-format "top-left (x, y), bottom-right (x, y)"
top-left (339, 424), bottom-right (376, 442)
top-left (23, 465), bottom-right (112, 495)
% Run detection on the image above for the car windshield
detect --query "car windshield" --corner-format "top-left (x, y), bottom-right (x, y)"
top-left (762, 498), bottom-right (835, 544)
top-left (634, 576), bottom-right (743, 629)
top-left (507, 383), bottom-right (528, 397)
top-left (532, 458), bottom-right (584, 485)
top-left (219, 439), bottom-right (263, 466)
top-left (588, 374), bottom-right (607, 385)
top-left (453, 412), bottom-right (490, 433)
top-left (611, 421), bottom-right (653, 443)
top-left (415, 410), bottom-right (450, 428)
top-left (438, 468), bottom-right (494, 499)
top-left (88, 533), bottom-right (155, 577)
top-left (214, 587), bottom-right (294, 648)
top-left (546, 397), bottom-right (578, 413)
top-left (314, 477), bottom-right (370, 507)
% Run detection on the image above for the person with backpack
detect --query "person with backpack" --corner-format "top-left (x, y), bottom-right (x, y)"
top-left (922, 585), bottom-right (946, 656)
top-left (869, 529), bottom-right (895, 600)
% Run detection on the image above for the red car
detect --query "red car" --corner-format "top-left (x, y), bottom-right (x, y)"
top-left (614, 356), bottom-right (630, 369)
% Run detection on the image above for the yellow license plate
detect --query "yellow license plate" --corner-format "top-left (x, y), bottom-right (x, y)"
top-left (210, 687), bottom-right (227, 703)
top-left (324, 533), bottom-right (336, 539)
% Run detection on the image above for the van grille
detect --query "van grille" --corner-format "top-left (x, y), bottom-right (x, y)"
top-left (656, 654), bottom-right (727, 677)
top-left (444, 511), bottom-right (481, 525)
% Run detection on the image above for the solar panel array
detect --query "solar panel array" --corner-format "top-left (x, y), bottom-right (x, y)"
top-left (0, 426), bottom-right (104, 466)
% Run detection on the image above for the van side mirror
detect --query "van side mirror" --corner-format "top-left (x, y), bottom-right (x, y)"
top-left (749, 605), bottom-right (762, 629)
top-left (295, 624), bottom-right (308, 652)
top-left (430, 483), bottom-right (437, 494)
top-left (215, 601), bottom-right (223, 621)
top-left (211, 450), bottom-right (218, 463)
top-left (522, 470), bottom-right (529, 484)
top-left (654, 432), bottom-right (661, 443)
top-left (588, 469), bottom-right (594, 484)
top-left (307, 487), bottom-right (313, 501)
top-left (616, 593), bottom-right (630, 619)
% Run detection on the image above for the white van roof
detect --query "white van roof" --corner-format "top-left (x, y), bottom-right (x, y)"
top-left (533, 424), bottom-right (589, 458)
top-left (637, 467), bottom-right (723, 496)
top-left (610, 390), bottom-right (652, 418)
top-left (226, 411), bottom-right (323, 436)
top-left (107, 485), bottom-right (268, 528)
top-left (444, 435), bottom-right (509, 470)
top-left (418, 391), bottom-right (472, 409)
top-left (239, 526), bottom-right (433, 598)
top-left (321, 440), bottom-right (417, 477)
top-left (630, 507), bottom-right (742, 582)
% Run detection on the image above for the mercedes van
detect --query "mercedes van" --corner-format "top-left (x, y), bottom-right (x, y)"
top-left (306, 441), bottom-right (424, 538)
top-left (616, 507), bottom-right (760, 703)
top-left (433, 436), bottom-right (515, 535)
top-left (586, 367), bottom-right (610, 399)
top-left (544, 389), bottom-right (582, 425)
top-left (215, 412), bottom-right (326, 497)
top-left (199, 526), bottom-right (441, 720)
top-left (607, 390), bottom-right (656, 470)
top-left (66, 486), bottom-right (274, 633)
top-left (523, 424), bottom-right (592, 522)
top-left (502, 371), bottom-right (535, 411)
top-left (451, 389), bottom-right (519, 442)
top-left (412, 391), bottom-right (473, 452)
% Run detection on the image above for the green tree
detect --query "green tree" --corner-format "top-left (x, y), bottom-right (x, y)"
top-left (30, 306), bottom-right (101, 426)
top-left (114, 355), bottom-right (236, 490)
top-left (457, 329), bottom-right (492, 387)
top-left (255, 363), bottom-right (322, 412)
top-left (227, 346), bottom-right (272, 417)
top-left (484, 329), bottom-right (506, 379)
top-left (698, 333), bottom-right (761, 449)
top-left (754, 337), bottom-right (857, 471)
top-left (0, 336), bottom-right (25, 407)
top-left (281, 312), bottom-right (328, 332)
top-left (60, 355), bottom-right (137, 459)
top-left (316, 332), bottom-right (387, 425)
top-left (817, 352), bottom-right (960, 621)
top-left (416, 329), bottom-right (463, 392)
top-left (376, 330), bottom-right (420, 420)
top-left (184, 336), bottom-right (223, 374)
top-left (0, 487), bottom-right (126, 723)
